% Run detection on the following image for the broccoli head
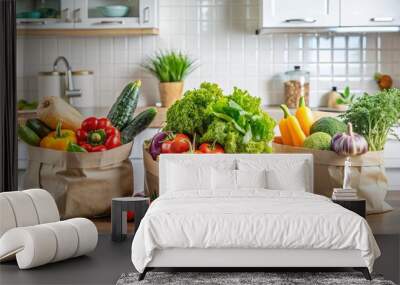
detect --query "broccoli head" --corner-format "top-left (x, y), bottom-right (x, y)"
top-left (303, 132), bottom-right (332, 150)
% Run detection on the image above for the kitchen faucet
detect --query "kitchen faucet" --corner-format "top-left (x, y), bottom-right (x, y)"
top-left (53, 56), bottom-right (81, 102)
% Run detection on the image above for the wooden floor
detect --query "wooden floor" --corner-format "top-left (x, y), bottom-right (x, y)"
top-left (367, 197), bottom-right (400, 235)
top-left (368, 207), bottom-right (400, 235)
top-left (92, 217), bottom-right (134, 235)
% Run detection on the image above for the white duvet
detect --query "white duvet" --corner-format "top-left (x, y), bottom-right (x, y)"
top-left (131, 190), bottom-right (380, 273)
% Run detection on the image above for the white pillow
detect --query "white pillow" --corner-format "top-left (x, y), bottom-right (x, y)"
top-left (212, 169), bottom-right (237, 191)
top-left (167, 163), bottom-right (212, 192)
top-left (237, 158), bottom-right (309, 192)
top-left (266, 164), bottom-right (307, 191)
top-left (236, 169), bottom-right (267, 189)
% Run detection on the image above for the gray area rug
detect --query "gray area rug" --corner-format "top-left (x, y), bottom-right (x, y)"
top-left (117, 272), bottom-right (396, 285)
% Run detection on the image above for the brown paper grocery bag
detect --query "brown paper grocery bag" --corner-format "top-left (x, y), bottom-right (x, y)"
top-left (23, 142), bottom-right (134, 219)
top-left (272, 143), bottom-right (392, 214)
top-left (143, 143), bottom-right (159, 200)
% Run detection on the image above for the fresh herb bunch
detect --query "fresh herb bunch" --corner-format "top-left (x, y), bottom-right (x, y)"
top-left (340, 89), bottom-right (400, 151)
top-left (142, 50), bottom-right (198, 83)
top-left (337, 86), bottom-right (356, 105)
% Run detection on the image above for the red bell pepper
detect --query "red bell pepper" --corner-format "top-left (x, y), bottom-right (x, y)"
top-left (81, 117), bottom-right (98, 131)
top-left (105, 135), bottom-right (121, 149)
top-left (76, 128), bottom-right (88, 142)
top-left (80, 143), bottom-right (93, 152)
top-left (97, 117), bottom-right (112, 129)
top-left (91, 145), bottom-right (107, 152)
top-left (77, 117), bottom-right (121, 152)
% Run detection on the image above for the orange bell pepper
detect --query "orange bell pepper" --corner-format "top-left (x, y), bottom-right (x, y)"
top-left (40, 121), bottom-right (77, 151)
top-left (295, 96), bottom-right (314, 136)
top-left (280, 104), bottom-right (306, 147)
top-left (278, 110), bottom-right (293, 146)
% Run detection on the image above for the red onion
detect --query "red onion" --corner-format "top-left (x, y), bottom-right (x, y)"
top-left (149, 132), bottom-right (168, 160)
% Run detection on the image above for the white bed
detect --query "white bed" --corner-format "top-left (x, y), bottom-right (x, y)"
top-left (131, 154), bottom-right (380, 280)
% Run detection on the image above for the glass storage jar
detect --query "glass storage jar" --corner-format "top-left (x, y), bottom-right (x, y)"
top-left (284, 66), bottom-right (310, 108)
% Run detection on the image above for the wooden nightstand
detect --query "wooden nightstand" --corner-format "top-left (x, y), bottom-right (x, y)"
top-left (332, 198), bottom-right (366, 218)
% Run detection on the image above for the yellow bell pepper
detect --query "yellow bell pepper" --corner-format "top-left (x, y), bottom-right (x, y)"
top-left (280, 104), bottom-right (306, 147)
top-left (278, 109), bottom-right (293, 146)
top-left (295, 96), bottom-right (314, 136)
top-left (40, 121), bottom-right (77, 151)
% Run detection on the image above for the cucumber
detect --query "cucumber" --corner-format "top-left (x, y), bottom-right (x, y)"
top-left (26, 118), bottom-right (52, 138)
top-left (18, 124), bottom-right (41, 146)
top-left (121, 108), bottom-right (157, 144)
top-left (107, 80), bottom-right (141, 130)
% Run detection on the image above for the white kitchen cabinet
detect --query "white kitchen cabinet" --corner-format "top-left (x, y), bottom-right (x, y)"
top-left (260, 0), bottom-right (340, 28)
top-left (16, 0), bottom-right (159, 31)
top-left (341, 0), bottom-right (400, 27)
top-left (16, 0), bottom-right (75, 29)
top-left (138, 0), bottom-right (158, 28)
top-left (74, 0), bottom-right (158, 29)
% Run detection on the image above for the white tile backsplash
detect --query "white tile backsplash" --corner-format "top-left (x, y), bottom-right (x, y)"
top-left (17, 0), bottom-right (400, 107)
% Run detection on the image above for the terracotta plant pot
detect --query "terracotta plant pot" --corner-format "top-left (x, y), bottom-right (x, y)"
top-left (159, 82), bottom-right (184, 108)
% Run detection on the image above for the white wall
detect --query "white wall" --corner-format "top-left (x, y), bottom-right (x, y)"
top-left (17, 0), bottom-right (400, 108)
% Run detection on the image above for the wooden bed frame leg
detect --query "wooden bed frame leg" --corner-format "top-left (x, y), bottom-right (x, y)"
top-left (138, 268), bottom-right (148, 281)
top-left (354, 267), bottom-right (372, 280)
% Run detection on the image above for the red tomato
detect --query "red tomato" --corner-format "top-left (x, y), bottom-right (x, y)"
top-left (81, 117), bottom-right (98, 131)
top-left (171, 134), bottom-right (191, 153)
top-left (97, 117), bottom-right (112, 130)
top-left (199, 143), bottom-right (224, 154)
top-left (161, 140), bottom-right (174, 153)
top-left (127, 211), bottom-right (135, 221)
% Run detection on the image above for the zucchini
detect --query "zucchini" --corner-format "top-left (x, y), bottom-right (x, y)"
top-left (26, 118), bottom-right (52, 138)
top-left (121, 108), bottom-right (157, 144)
top-left (107, 80), bottom-right (141, 130)
top-left (18, 124), bottom-right (41, 146)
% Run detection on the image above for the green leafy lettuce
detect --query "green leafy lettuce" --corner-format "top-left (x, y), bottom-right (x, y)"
top-left (164, 82), bottom-right (224, 135)
top-left (164, 83), bottom-right (276, 153)
top-left (200, 87), bottom-right (276, 153)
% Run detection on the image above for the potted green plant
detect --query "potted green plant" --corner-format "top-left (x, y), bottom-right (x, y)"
top-left (142, 50), bottom-right (198, 107)
top-left (327, 86), bottom-right (356, 111)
